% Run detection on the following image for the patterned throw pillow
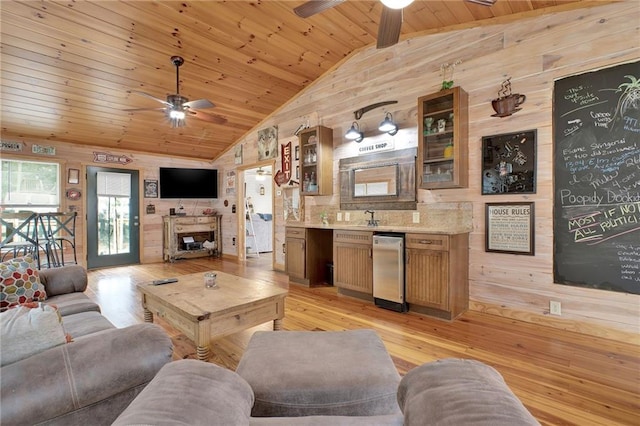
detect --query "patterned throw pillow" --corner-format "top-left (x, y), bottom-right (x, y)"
top-left (0, 256), bottom-right (47, 312)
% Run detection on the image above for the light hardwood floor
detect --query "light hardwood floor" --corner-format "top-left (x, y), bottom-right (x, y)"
top-left (86, 256), bottom-right (639, 426)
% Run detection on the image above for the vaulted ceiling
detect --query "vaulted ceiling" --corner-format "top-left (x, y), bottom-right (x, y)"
top-left (1, 0), bottom-right (596, 160)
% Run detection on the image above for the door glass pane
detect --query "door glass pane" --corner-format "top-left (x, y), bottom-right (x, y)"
top-left (97, 196), bottom-right (130, 255)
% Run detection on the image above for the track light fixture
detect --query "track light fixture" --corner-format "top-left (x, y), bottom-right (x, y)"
top-left (345, 122), bottom-right (364, 143)
top-left (352, 101), bottom-right (398, 120)
top-left (378, 112), bottom-right (398, 136)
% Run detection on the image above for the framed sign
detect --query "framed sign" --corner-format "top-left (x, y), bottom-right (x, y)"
top-left (485, 202), bottom-right (534, 255)
top-left (482, 130), bottom-right (536, 194)
top-left (68, 168), bottom-right (80, 184)
top-left (144, 179), bottom-right (158, 198)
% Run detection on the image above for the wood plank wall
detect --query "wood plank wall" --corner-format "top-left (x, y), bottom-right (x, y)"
top-left (211, 1), bottom-right (640, 343)
top-left (5, 2), bottom-right (638, 343)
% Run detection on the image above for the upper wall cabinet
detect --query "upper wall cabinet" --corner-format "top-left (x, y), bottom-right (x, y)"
top-left (417, 87), bottom-right (468, 189)
top-left (299, 125), bottom-right (334, 196)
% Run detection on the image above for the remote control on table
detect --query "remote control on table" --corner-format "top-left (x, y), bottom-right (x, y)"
top-left (152, 278), bottom-right (178, 285)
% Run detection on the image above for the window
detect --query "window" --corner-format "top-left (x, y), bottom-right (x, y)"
top-left (1, 159), bottom-right (60, 212)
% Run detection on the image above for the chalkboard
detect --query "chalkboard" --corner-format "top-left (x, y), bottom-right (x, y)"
top-left (553, 60), bottom-right (640, 294)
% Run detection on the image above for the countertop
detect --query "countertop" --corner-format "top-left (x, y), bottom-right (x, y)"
top-left (286, 223), bottom-right (470, 235)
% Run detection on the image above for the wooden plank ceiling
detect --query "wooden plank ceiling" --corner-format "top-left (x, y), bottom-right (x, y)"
top-left (1, 0), bottom-right (593, 160)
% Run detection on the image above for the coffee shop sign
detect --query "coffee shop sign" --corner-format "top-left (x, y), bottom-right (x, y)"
top-left (357, 139), bottom-right (394, 155)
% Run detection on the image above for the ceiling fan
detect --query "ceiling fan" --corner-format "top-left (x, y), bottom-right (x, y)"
top-left (255, 167), bottom-right (273, 180)
top-left (294, 0), bottom-right (497, 49)
top-left (125, 56), bottom-right (227, 127)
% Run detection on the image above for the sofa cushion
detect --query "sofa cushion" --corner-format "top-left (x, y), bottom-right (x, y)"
top-left (236, 330), bottom-right (402, 417)
top-left (60, 310), bottom-right (114, 339)
top-left (250, 414), bottom-right (404, 425)
top-left (0, 256), bottom-right (46, 311)
top-left (44, 292), bottom-right (100, 316)
top-left (398, 358), bottom-right (540, 426)
top-left (113, 359), bottom-right (254, 426)
top-left (0, 303), bottom-right (66, 366)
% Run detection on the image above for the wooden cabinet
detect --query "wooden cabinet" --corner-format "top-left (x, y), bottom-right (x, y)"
top-left (405, 233), bottom-right (469, 320)
top-left (285, 226), bottom-right (332, 286)
top-left (418, 87), bottom-right (468, 189)
top-left (299, 125), bottom-right (333, 196)
top-left (333, 230), bottom-right (373, 294)
top-left (163, 215), bottom-right (222, 262)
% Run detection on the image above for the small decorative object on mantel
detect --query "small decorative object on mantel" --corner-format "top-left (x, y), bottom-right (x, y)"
top-left (491, 78), bottom-right (526, 117)
top-left (440, 60), bottom-right (461, 91)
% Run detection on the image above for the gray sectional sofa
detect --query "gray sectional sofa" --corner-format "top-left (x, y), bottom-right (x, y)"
top-left (0, 265), bottom-right (173, 426)
top-left (113, 330), bottom-right (540, 426)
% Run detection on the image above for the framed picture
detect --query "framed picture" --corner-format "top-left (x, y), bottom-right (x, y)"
top-left (67, 168), bottom-right (80, 184)
top-left (481, 129), bottom-right (536, 195)
top-left (257, 125), bottom-right (278, 160)
top-left (296, 165), bottom-right (300, 180)
top-left (144, 179), bottom-right (158, 198)
top-left (295, 145), bottom-right (300, 161)
top-left (234, 144), bottom-right (243, 165)
top-left (485, 202), bottom-right (534, 255)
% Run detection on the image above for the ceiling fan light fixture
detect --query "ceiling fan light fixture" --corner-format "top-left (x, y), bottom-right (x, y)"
top-left (345, 122), bottom-right (364, 143)
top-left (169, 109), bottom-right (186, 120)
top-left (378, 112), bottom-right (398, 135)
top-left (380, 0), bottom-right (414, 9)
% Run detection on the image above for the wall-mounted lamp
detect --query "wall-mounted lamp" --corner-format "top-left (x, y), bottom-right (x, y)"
top-left (345, 122), bottom-right (364, 143)
top-left (378, 112), bottom-right (398, 136)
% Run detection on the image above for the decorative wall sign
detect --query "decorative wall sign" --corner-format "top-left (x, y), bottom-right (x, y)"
top-left (257, 126), bottom-right (278, 160)
top-left (32, 144), bottom-right (56, 156)
top-left (485, 202), bottom-right (534, 255)
top-left (66, 188), bottom-right (82, 201)
top-left (144, 179), bottom-right (158, 198)
top-left (93, 151), bottom-right (133, 164)
top-left (68, 168), bottom-right (80, 184)
top-left (482, 130), bottom-right (536, 194)
top-left (225, 170), bottom-right (236, 195)
top-left (0, 141), bottom-right (23, 152)
top-left (146, 204), bottom-right (156, 214)
top-left (280, 141), bottom-right (292, 183)
top-left (357, 139), bottom-right (394, 155)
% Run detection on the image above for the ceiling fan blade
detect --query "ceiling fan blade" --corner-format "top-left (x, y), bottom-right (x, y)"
top-left (130, 90), bottom-right (172, 107)
top-left (183, 98), bottom-right (216, 110)
top-left (124, 107), bottom-right (166, 112)
top-left (187, 109), bottom-right (228, 125)
top-left (294, 0), bottom-right (346, 18)
top-left (377, 6), bottom-right (402, 49)
top-left (465, 0), bottom-right (497, 6)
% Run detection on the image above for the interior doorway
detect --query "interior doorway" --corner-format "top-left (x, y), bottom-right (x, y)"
top-left (239, 164), bottom-right (274, 262)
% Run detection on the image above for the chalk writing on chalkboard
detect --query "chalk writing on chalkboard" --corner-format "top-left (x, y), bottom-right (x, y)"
top-left (553, 61), bottom-right (639, 295)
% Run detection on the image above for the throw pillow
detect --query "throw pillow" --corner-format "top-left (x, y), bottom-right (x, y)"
top-left (0, 256), bottom-right (47, 312)
top-left (0, 303), bottom-right (67, 366)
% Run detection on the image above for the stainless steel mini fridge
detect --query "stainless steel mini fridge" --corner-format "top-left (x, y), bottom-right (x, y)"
top-left (373, 233), bottom-right (407, 312)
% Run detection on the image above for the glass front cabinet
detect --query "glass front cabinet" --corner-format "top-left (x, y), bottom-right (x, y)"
top-left (417, 87), bottom-right (468, 189)
top-left (299, 125), bottom-right (333, 196)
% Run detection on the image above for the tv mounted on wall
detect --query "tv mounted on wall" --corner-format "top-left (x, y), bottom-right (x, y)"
top-left (159, 167), bottom-right (218, 199)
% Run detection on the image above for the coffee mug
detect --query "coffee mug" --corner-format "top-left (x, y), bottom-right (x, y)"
top-left (492, 94), bottom-right (526, 115)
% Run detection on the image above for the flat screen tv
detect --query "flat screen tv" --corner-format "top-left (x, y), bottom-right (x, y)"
top-left (159, 167), bottom-right (218, 199)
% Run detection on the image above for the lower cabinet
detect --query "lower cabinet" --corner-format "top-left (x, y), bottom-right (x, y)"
top-left (333, 230), bottom-right (373, 295)
top-left (405, 233), bottom-right (469, 320)
top-left (285, 226), bottom-right (332, 286)
top-left (285, 228), bottom-right (307, 283)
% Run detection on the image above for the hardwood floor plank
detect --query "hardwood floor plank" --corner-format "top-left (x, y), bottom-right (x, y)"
top-left (86, 257), bottom-right (640, 426)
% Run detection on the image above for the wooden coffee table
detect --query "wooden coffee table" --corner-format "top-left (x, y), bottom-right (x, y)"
top-left (137, 271), bottom-right (287, 361)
